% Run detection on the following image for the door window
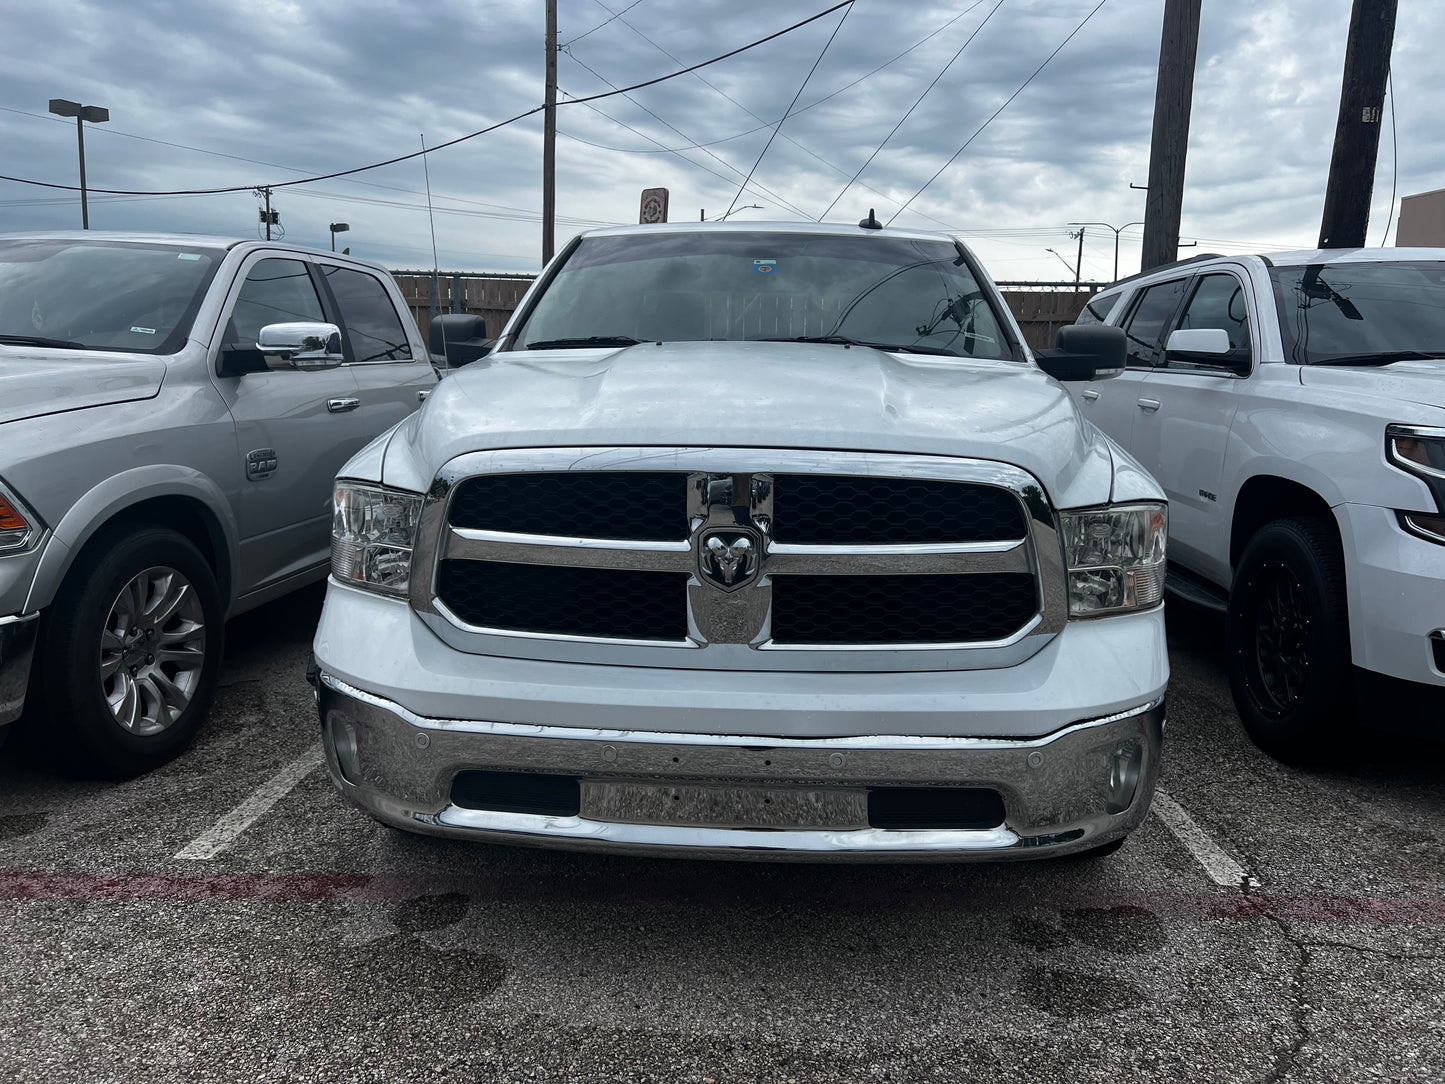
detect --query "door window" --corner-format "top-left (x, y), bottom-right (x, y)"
top-left (1172, 273), bottom-right (1251, 369)
top-left (1121, 278), bottom-right (1189, 368)
top-left (226, 259), bottom-right (325, 347)
top-left (320, 266), bottom-right (413, 363)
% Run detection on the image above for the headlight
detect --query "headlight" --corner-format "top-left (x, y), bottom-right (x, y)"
top-left (0, 480), bottom-right (41, 554)
top-left (1061, 503), bottom-right (1167, 616)
top-left (331, 481), bottom-right (423, 597)
top-left (1387, 424), bottom-right (1445, 480)
top-left (1387, 425), bottom-right (1445, 546)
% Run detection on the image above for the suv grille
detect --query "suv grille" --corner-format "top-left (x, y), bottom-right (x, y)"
top-left (424, 456), bottom-right (1057, 657)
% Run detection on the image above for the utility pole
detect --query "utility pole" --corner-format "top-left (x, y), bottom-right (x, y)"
top-left (1140, 0), bottom-right (1201, 271)
top-left (542, 0), bottom-right (557, 265)
top-left (1073, 226), bottom-right (1084, 289)
top-left (1318, 0), bottom-right (1398, 248)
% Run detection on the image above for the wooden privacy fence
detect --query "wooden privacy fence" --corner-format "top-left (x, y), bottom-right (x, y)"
top-left (392, 272), bottom-right (536, 342)
top-left (390, 271), bottom-right (1099, 351)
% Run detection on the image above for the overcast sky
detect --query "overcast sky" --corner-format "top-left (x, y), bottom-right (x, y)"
top-left (1, 0), bottom-right (1440, 280)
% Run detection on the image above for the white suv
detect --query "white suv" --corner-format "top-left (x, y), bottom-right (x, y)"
top-left (1068, 248), bottom-right (1445, 760)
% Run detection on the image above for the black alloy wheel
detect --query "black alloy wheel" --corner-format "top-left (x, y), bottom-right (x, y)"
top-left (1225, 517), bottom-right (1352, 763)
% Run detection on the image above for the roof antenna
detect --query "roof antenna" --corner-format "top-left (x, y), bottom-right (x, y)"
top-left (858, 208), bottom-right (882, 230)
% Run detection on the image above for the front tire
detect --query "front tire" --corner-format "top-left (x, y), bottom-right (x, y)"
top-left (37, 526), bottom-right (224, 778)
top-left (1225, 516), bottom-right (1352, 762)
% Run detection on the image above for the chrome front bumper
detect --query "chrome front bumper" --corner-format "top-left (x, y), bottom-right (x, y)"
top-left (317, 673), bottom-right (1165, 861)
top-left (0, 613), bottom-right (39, 726)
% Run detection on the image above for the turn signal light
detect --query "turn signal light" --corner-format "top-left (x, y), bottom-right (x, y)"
top-left (0, 496), bottom-right (25, 531)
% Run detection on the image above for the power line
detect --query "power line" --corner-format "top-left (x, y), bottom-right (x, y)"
top-left (725, 4), bottom-right (853, 218)
top-left (560, 0), bottom-right (647, 48)
top-left (887, 0), bottom-right (1110, 226)
top-left (570, 0), bottom-right (989, 228)
top-left (560, 54), bottom-right (816, 219)
top-left (0, 1), bottom-right (852, 199)
top-left (549, 1), bottom-right (992, 159)
top-left (819, 0), bottom-right (1004, 221)
top-left (556, 92), bottom-right (808, 219)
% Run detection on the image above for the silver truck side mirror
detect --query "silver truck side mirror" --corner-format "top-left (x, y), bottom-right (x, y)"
top-left (256, 322), bottom-right (345, 370)
top-left (1165, 328), bottom-right (1230, 355)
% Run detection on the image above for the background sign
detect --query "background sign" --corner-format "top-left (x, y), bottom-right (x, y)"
top-left (639, 187), bottom-right (669, 224)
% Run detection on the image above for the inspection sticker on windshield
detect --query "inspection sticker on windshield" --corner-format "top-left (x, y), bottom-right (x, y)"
top-left (753, 260), bottom-right (777, 275)
top-left (177, 253), bottom-right (202, 261)
top-left (130, 326), bottom-right (157, 335)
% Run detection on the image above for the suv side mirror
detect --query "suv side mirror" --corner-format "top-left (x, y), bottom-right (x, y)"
top-left (1165, 328), bottom-right (1249, 375)
top-left (256, 322), bottom-right (345, 370)
top-left (1036, 324), bottom-right (1127, 382)
top-left (430, 313), bottom-right (492, 368)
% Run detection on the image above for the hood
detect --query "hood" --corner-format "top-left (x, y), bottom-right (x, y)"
top-left (0, 351), bottom-right (166, 425)
top-left (385, 341), bottom-right (1116, 507)
top-left (1299, 360), bottom-right (1445, 411)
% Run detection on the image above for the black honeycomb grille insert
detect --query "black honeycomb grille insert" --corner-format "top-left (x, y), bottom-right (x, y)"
top-left (771, 475), bottom-right (1027, 544)
top-left (770, 573), bottom-right (1036, 644)
top-left (437, 560), bottom-right (688, 640)
top-left (447, 472), bottom-right (687, 540)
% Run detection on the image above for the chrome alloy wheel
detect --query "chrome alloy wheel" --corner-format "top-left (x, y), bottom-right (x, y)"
top-left (98, 566), bottom-right (207, 736)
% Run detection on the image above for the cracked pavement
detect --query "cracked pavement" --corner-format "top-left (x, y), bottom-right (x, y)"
top-left (1, 587), bottom-right (1442, 1083)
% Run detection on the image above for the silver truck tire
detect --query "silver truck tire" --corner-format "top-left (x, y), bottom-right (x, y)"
top-left (37, 525), bottom-right (224, 778)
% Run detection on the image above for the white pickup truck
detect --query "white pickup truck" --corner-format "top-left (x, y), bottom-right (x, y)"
top-left (312, 220), bottom-right (1169, 860)
top-left (1068, 248), bottom-right (1445, 760)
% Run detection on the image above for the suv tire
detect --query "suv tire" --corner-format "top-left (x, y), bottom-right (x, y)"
top-left (38, 525), bottom-right (224, 778)
top-left (1225, 516), bottom-right (1351, 762)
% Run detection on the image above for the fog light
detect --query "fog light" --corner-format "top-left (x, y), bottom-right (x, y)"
top-left (1104, 742), bottom-right (1142, 814)
top-left (328, 714), bottom-right (362, 784)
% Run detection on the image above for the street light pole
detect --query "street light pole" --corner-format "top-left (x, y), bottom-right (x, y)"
top-left (1069, 221), bottom-right (1145, 282)
top-left (329, 222), bottom-right (350, 251)
top-left (48, 99), bottom-right (109, 229)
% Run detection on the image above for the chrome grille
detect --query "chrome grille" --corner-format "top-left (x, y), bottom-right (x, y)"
top-left (414, 448), bottom-right (1067, 673)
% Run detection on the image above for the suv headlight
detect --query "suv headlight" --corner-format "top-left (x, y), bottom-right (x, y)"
top-left (0, 480), bottom-right (42, 554)
top-left (1061, 503), bottom-right (1167, 616)
top-left (1387, 425), bottom-right (1445, 545)
top-left (331, 481), bottom-right (423, 597)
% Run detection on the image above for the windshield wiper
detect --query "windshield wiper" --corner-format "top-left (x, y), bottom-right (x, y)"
top-left (757, 335), bottom-right (963, 357)
top-left (0, 334), bottom-right (88, 349)
top-left (1313, 350), bottom-right (1445, 367)
top-left (525, 335), bottom-right (642, 350)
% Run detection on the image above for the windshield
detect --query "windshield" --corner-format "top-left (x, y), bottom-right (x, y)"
top-left (1270, 260), bottom-right (1445, 365)
top-left (0, 238), bottom-right (223, 355)
top-left (512, 231), bottom-right (1014, 360)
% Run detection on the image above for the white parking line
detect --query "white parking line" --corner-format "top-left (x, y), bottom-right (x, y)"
top-left (174, 745), bottom-right (324, 861)
top-left (1151, 787), bottom-right (1260, 890)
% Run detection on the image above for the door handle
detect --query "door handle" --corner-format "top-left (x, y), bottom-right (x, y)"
top-left (1137, 397), bottom-right (1161, 412)
top-left (1081, 389), bottom-right (1099, 401)
top-left (327, 397), bottom-right (360, 413)
top-left (417, 389), bottom-right (431, 403)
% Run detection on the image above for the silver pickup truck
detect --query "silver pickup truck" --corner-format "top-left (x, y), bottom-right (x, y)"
top-left (0, 232), bottom-right (434, 776)
top-left (313, 221), bottom-right (1169, 861)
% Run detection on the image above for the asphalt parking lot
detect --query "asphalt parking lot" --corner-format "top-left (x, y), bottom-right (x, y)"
top-left (2, 587), bottom-right (1443, 1084)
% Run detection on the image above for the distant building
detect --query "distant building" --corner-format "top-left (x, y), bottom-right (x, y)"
top-left (1395, 188), bottom-right (1445, 246)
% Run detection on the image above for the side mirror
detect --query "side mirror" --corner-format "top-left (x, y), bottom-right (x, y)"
top-left (1036, 324), bottom-right (1127, 382)
top-left (430, 313), bottom-right (491, 368)
top-left (256, 322), bottom-right (345, 370)
top-left (1165, 327), bottom-right (1249, 374)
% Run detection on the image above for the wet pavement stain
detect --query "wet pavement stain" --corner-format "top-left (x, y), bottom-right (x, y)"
top-left (1060, 905), bottom-right (1168, 955)
top-left (0, 813), bottom-right (47, 842)
top-left (1019, 967), bottom-right (1148, 1017)
top-left (392, 891), bottom-right (471, 933)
